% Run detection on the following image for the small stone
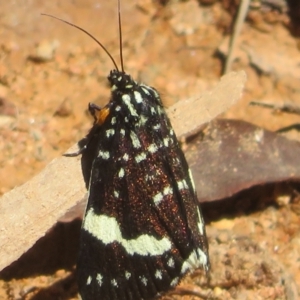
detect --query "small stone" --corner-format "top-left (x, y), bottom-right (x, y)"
top-left (29, 40), bottom-right (60, 62)
top-left (211, 218), bottom-right (234, 230)
top-left (0, 115), bottom-right (15, 127)
top-left (54, 98), bottom-right (73, 117)
top-left (275, 194), bottom-right (291, 206)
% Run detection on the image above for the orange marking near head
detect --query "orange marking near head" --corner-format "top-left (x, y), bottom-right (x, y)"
top-left (94, 107), bottom-right (110, 125)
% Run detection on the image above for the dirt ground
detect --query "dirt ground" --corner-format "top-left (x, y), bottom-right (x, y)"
top-left (0, 0), bottom-right (300, 299)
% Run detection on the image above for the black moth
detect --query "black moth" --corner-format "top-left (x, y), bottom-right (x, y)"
top-left (45, 2), bottom-right (209, 299)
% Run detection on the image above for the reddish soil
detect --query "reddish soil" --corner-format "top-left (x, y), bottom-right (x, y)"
top-left (0, 0), bottom-right (300, 299)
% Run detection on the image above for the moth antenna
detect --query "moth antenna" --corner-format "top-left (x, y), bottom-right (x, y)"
top-left (41, 13), bottom-right (119, 71)
top-left (117, 0), bottom-right (124, 72)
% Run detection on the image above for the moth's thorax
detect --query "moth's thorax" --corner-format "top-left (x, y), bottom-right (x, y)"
top-left (101, 70), bottom-right (164, 130)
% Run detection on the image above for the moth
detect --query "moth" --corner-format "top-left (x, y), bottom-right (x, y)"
top-left (44, 1), bottom-right (209, 299)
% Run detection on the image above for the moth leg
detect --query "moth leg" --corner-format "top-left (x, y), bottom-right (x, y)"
top-left (63, 136), bottom-right (90, 157)
top-left (88, 102), bottom-right (101, 118)
top-left (63, 103), bottom-right (103, 157)
top-left (63, 147), bottom-right (86, 157)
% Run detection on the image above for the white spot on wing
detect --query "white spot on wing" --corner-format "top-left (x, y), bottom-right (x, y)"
top-left (115, 106), bottom-right (121, 111)
top-left (163, 186), bottom-right (173, 197)
top-left (106, 129), bottom-right (115, 137)
top-left (157, 106), bottom-right (163, 115)
top-left (125, 271), bottom-right (131, 279)
top-left (151, 107), bottom-right (157, 115)
top-left (153, 192), bottom-right (163, 205)
top-left (118, 168), bottom-right (125, 178)
top-left (163, 137), bottom-right (170, 147)
top-left (188, 168), bottom-right (196, 192)
top-left (98, 150), bottom-right (110, 159)
top-left (140, 276), bottom-right (148, 286)
top-left (141, 86), bottom-right (150, 95)
top-left (123, 153), bottom-right (129, 161)
top-left (86, 276), bottom-right (92, 285)
top-left (122, 94), bottom-right (138, 117)
top-left (111, 117), bottom-right (116, 125)
top-left (177, 179), bottom-right (188, 190)
top-left (153, 123), bottom-right (161, 130)
top-left (140, 115), bottom-right (148, 125)
top-left (167, 257), bottom-right (175, 268)
top-left (83, 208), bottom-right (172, 256)
top-left (135, 152), bottom-right (147, 163)
top-left (96, 274), bottom-right (103, 286)
top-left (120, 129), bottom-right (125, 136)
top-left (147, 143), bottom-right (158, 154)
top-left (143, 85), bottom-right (159, 98)
top-left (114, 190), bottom-right (119, 198)
top-left (171, 277), bottom-right (179, 287)
top-left (152, 88), bottom-right (159, 98)
top-left (111, 279), bottom-right (118, 287)
top-left (134, 91), bottom-right (143, 103)
top-left (130, 131), bottom-right (141, 148)
top-left (155, 270), bottom-right (162, 280)
top-left (153, 186), bottom-right (173, 206)
top-left (181, 248), bottom-right (208, 274)
top-left (197, 207), bottom-right (204, 235)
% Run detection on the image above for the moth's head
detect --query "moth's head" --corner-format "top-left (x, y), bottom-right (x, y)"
top-left (108, 69), bottom-right (137, 93)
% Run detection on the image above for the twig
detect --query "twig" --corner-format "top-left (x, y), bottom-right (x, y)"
top-left (250, 100), bottom-right (300, 115)
top-left (224, 0), bottom-right (251, 74)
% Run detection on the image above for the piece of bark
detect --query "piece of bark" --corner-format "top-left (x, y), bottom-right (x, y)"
top-left (0, 147), bottom-right (85, 272)
top-left (0, 71), bottom-right (246, 272)
top-left (169, 71), bottom-right (246, 139)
